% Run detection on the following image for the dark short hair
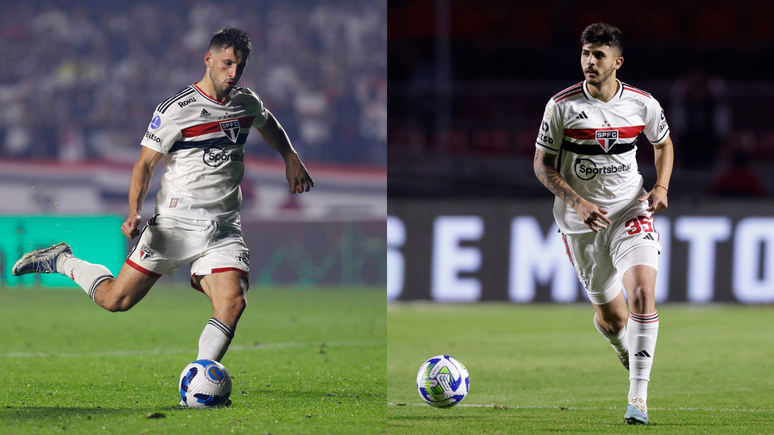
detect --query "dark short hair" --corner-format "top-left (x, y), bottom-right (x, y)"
top-left (580, 23), bottom-right (623, 56)
top-left (209, 27), bottom-right (251, 59)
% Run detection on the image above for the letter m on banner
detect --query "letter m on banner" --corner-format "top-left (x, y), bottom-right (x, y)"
top-left (509, 217), bottom-right (581, 302)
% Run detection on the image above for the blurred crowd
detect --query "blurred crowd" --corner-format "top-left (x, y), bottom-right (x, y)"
top-left (0, 0), bottom-right (386, 166)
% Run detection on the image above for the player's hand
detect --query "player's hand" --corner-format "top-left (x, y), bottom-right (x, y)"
top-left (121, 214), bottom-right (142, 239)
top-left (574, 198), bottom-right (611, 233)
top-left (639, 187), bottom-right (668, 213)
top-left (284, 153), bottom-right (314, 194)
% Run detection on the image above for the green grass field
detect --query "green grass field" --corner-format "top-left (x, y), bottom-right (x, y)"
top-left (0, 286), bottom-right (385, 434)
top-left (388, 303), bottom-right (774, 434)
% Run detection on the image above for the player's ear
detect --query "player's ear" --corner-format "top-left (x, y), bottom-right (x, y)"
top-left (204, 52), bottom-right (213, 69)
top-left (615, 56), bottom-right (624, 70)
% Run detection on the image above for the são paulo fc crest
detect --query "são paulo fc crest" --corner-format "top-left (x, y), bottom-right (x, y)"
top-left (220, 120), bottom-right (241, 143)
top-left (595, 130), bottom-right (618, 152)
top-left (140, 244), bottom-right (156, 261)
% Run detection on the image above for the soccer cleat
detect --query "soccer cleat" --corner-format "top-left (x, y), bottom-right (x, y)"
top-left (12, 242), bottom-right (72, 276)
top-left (624, 396), bottom-right (648, 425)
top-left (618, 352), bottom-right (630, 371)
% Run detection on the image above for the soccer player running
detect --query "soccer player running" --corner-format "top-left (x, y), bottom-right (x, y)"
top-left (533, 23), bottom-right (673, 425)
top-left (13, 28), bottom-right (314, 384)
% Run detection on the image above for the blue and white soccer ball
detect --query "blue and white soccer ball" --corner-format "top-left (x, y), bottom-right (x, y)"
top-left (179, 359), bottom-right (232, 408)
top-left (416, 355), bottom-right (470, 408)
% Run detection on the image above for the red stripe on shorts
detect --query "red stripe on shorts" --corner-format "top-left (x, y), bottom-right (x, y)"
top-left (125, 259), bottom-right (162, 278)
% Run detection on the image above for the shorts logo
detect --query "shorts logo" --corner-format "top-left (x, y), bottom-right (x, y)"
top-left (574, 158), bottom-right (631, 180)
top-left (236, 252), bottom-right (250, 266)
top-left (595, 129), bottom-right (618, 152)
top-left (220, 120), bottom-right (241, 143)
top-left (140, 244), bottom-right (156, 261)
top-left (169, 198), bottom-right (179, 208)
top-left (150, 116), bottom-right (161, 130)
top-left (203, 147), bottom-right (244, 168)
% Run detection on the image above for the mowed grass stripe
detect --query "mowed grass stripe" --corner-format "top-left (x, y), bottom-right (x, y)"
top-left (2, 340), bottom-right (383, 358)
top-left (388, 403), bottom-right (774, 412)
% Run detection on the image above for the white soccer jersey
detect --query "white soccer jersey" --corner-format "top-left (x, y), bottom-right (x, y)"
top-left (140, 83), bottom-right (270, 223)
top-left (535, 79), bottom-right (670, 234)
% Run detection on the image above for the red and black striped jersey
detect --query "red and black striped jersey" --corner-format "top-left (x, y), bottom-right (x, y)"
top-left (140, 83), bottom-right (269, 223)
top-left (535, 79), bottom-right (670, 234)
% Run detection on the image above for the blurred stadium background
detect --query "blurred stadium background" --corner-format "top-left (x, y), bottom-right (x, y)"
top-left (0, 0), bottom-right (386, 289)
top-left (388, 0), bottom-right (774, 303)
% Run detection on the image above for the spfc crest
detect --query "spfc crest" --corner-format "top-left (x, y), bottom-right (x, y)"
top-left (595, 130), bottom-right (618, 152)
top-left (220, 120), bottom-right (241, 143)
top-left (140, 244), bottom-right (156, 261)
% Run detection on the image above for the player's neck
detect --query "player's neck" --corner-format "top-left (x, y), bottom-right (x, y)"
top-left (586, 78), bottom-right (619, 103)
top-left (197, 76), bottom-right (228, 103)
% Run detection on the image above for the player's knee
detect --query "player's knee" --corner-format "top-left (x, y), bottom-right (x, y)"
top-left (102, 292), bottom-right (137, 313)
top-left (628, 283), bottom-right (654, 312)
top-left (601, 312), bottom-right (627, 333)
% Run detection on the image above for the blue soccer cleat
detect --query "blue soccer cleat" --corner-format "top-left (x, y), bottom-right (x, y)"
top-left (624, 397), bottom-right (648, 425)
top-left (12, 242), bottom-right (72, 276)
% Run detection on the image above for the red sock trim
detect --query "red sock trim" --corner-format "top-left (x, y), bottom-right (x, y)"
top-left (630, 312), bottom-right (659, 323)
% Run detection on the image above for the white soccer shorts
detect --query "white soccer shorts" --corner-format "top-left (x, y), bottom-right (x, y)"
top-left (562, 198), bottom-right (661, 305)
top-left (126, 214), bottom-right (250, 292)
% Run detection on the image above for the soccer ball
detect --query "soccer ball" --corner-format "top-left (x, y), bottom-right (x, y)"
top-left (179, 359), bottom-right (232, 408)
top-left (416, 355), bottom-right (469, 408)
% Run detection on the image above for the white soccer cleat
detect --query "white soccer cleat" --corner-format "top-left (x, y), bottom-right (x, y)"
top-left (624, 396), bottom-right (648, 425)
top-left (12, 242), bottom-right (72, 276)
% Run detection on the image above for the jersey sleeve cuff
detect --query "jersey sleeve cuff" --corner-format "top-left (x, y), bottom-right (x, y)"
top-left (536, 142), bottom-right (559, 154)
top-left (141, 141), bottom-right (165, 154)
top-left (649, 128), bottom-right (670, 145)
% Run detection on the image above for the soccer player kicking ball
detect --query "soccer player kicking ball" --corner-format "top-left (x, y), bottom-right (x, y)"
top-left (533, 23), bottom-right (673, 425)
top-left (12, 27), bottom-right (314, 395)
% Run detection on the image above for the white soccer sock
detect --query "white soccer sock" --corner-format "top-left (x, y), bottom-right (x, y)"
top-left (628, 312), bottom-right (659, 403)
top-left (197, 318), bottom-right (235, 362)
top-left (594, 313), bottom-right (628, 358)
top-left (58, 256), bottom-right (114, 301)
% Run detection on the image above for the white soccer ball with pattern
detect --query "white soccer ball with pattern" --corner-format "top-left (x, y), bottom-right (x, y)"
top-left (179, 359), bottom-right (232, 408)
top-left (416, 355), bottom-right (469, 408)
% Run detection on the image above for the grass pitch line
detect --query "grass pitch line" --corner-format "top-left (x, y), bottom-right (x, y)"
top-left (0, 340), bottom-right (382, 359)
top-left (388, 403), bottom-right (774, 412)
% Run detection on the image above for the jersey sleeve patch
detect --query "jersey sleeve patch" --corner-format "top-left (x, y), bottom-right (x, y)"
top-left (140, 112), bottom-right (182, 154)
top-left (536, 98), bottom-right (563, 153)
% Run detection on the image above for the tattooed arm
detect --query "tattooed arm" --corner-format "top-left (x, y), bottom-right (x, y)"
top-left (533, 149), bottom-right (612, 233)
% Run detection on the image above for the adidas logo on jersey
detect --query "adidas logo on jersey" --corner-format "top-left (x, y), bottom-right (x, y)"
top-left (575, 111), bottom-right (588, 119)
top-left (200, 109), bottom-right (211, 118)
top-left (643, 234), bottom-right (655, 241)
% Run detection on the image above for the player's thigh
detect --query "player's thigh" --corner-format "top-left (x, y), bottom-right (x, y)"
top-left (563, 232), bottom-right (621, 305)
top-left (99, 262), bottom-right (159, 302)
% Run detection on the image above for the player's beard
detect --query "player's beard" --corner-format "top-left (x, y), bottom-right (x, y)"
top-left (587, 66), bottom-right (615, 87)
top-left (210, 69), bottom-right (234, 95)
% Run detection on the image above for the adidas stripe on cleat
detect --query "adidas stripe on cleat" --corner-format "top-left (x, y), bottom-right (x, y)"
top-left (12, 242), bottom-right (72, 276)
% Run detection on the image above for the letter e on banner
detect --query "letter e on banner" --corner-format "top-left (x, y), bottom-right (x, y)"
top-left (431, 216), bottom-right (483, 302)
